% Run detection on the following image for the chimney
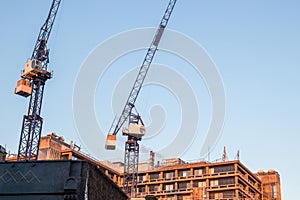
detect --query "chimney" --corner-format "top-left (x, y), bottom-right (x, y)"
top-left (150, 151), bottom-right (155, 169)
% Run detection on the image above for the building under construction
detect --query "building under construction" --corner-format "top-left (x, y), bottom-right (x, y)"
top-left (2, 0), bottom-right (283, 199)
top-left (134, 159), bottom-right (261, 199)
top-left (5, 133), bottom-right (281, 200)
top-left (256, 170), bottom-right (281, 200)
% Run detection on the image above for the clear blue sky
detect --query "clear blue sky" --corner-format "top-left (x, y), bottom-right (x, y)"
top-left (1, 1), bottom-right (299, 199)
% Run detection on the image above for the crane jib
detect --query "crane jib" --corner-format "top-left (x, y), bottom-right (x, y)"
top-left (31, 0), bottom-right (61, 68)
top-left (105, 0), bottom-right (177, 197)
top-left (153, 26), bottom-right (165, 46)
top-left (107, 0), bottom-right (177, 137)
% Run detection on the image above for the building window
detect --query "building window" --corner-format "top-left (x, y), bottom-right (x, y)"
top-left (193, 181), bottom-right (206, 187)
top-left (218, 178), bottom-right (235, 185)
top-left (149, 173), bottom-right (160, 180)
top-left (272, 184), bottom-right (278, 199)
top-left (178, 182), bottom-right (190, 189)
top-left (149, 184), bottom-right (160, 192)
top-left (163, 184), bottom-right (174, 191)
top-left (210, 180), bottom-right (218, 187)
top-left (215, 192), bottom-right (223, 199)
top-left (164, 171), bottom-right (174, 179)
top-left (193, 181), bottom-right (198, 187)
top-left (139, 174), bottom-right (146, 181)
top-left (223, 190), bottom-right (234, 198)
top-left (214, 165), bottom-right (234, 173)
top-left (137, 186), bottom-right (145, 193)
top-left (209, 192), bottom-right (223, 199)
top-left (178, 170), bottom-right (190, 177)
top-left (61, 155), bottom-right (69, 160)
top-left (194, 168), bottom-right (205, 176)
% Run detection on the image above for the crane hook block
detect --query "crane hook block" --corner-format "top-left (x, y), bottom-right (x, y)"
top-left (105, 134), bottom-right (116, 150)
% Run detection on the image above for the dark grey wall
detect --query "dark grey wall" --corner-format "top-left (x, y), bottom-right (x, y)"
top-left (87, 164), bottom-right (127, 200)
top-left (0, 160), bottom-right (128, 200)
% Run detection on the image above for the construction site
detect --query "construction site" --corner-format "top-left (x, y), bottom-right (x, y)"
top-left (2, 133), bottom-right (281, 200)
top-left (0, 0), bottom-right (284, 200)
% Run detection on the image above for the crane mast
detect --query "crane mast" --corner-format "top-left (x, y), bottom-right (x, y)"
top-left (15, 0), bottom-right (61, 161)
top-left (105, 0), bottom-right (177, 197)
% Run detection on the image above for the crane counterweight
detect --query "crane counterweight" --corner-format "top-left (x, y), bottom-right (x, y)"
top-left (14, 79), bottom-right (32, 97)
top-left (105, 134), bottom-right (117, 150)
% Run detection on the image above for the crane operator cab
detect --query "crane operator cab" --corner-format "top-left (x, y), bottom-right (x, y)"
top-left (14, 59), bottom-right (43, 97)
top-left (22, 59), bottom-right (43, 79)
top-left (14, 58), bottom-right (53, 97)
top-left (122, 123), bottom-right (146, 139)
top-left (105, 124), bottom-right (146, 150)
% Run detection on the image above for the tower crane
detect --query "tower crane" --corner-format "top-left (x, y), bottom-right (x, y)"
top-left (105, 0), bottom-right (177, 197)
top-left (14, 0), bottom-right (62, 161)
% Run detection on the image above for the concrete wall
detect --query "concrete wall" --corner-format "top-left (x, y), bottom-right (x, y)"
top-left (87, 163), bottom-right (128, 200)
top-left (0, 160), bottom-right (127, 200)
